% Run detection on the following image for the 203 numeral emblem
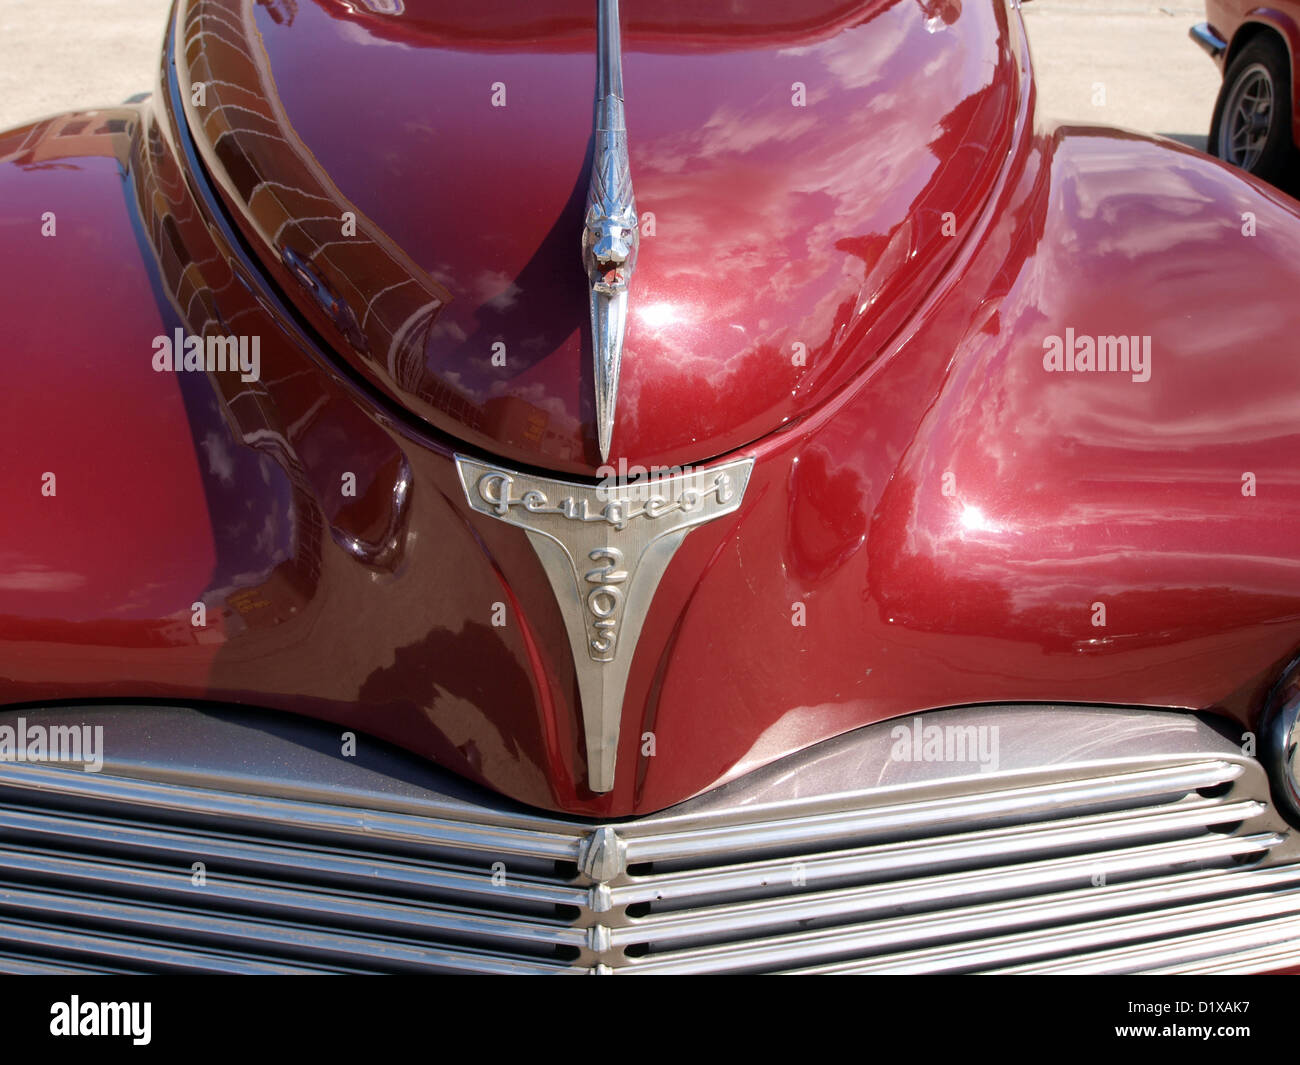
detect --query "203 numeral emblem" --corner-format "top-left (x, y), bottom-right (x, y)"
top-left (585, 547), bottom-right (628, 658)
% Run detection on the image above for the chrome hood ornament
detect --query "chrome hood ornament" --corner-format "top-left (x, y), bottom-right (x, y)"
top-left (582, 0), bottom-right (638, 463)
top-left (456, 454), bottom-right (753, 793)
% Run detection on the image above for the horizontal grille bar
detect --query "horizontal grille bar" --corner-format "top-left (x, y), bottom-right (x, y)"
top-left (617, 762), bottom-right (1245, 869)
top-left (609, 796), bottom-right (1266, 909)
top-left (0, 803), bottom-right (587, 910)
top-left (785, 868), bottom-right (1300, 974)
top-left (0, 703), bottom-right (1294, 973)
top-left (0, 759), bottom-right (583, 862)
top-left (615, 833), bottom-right (1281, 951)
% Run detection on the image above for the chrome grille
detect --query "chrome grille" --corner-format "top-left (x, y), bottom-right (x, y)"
top-left (0, 704), bottom-right (1296, 973)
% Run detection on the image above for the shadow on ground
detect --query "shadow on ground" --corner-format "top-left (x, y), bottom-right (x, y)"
top-left (1158, 132), bottom-right (1208, 152)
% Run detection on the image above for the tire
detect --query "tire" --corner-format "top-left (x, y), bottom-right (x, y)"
top-left (1209, 35), bottom-right (1298, 186)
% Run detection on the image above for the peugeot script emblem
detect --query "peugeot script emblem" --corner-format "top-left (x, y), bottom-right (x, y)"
top-left (456, 455), bottom-right (754, 792)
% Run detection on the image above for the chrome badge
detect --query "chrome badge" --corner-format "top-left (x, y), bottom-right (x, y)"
top-left (583, 0), bottom-right (638, 463)
top-left (456, 454), bottom-right (754, 793)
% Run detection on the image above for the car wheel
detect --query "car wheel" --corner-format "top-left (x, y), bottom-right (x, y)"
top-left (1209, 35), bottom-right (1297, 183)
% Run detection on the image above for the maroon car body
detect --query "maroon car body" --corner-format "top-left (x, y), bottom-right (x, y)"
top-left (2, 0), bottom-right (1300, 974)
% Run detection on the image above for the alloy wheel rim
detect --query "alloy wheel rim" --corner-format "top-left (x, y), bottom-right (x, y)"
top-left (1221, 62), bottom-right (1275, 169)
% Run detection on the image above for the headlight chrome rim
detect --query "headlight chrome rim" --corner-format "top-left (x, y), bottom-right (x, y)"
top-left (1264, 669), bottom-right (1300, 824)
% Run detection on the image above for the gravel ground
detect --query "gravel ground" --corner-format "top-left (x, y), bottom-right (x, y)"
top-left (0, 0), bottom-right (1225, 150)
top-left (1022, 0), bottom-right (1223, 150)
top-left (0, 0), bottom-right (174, 132)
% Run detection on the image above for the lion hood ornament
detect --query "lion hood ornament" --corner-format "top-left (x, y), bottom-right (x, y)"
top-left (454, 4), bottom-right (756, 797)
top-left (583, 0), bottom-right (638, 464)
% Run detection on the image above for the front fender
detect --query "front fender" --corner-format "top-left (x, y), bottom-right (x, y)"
top-left (684, 121), bottom-right (1300, 790)
top-left (0, 110), bottom-right (220, 689)
top-left (0, 103), bottom-right (589, 811)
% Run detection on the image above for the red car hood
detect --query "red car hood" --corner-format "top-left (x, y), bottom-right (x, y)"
top-left (178, 0), bottom-right (1020, 474)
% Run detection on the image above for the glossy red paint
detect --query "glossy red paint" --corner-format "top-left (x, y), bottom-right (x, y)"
top-left (0, 116), bottom-right (221, 687)
top-left (176, 0), bottom-right (1018, 475)
top-left (3, 0), bottom-right (1300, 817)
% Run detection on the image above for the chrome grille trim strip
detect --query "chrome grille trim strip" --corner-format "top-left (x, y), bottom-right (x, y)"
top-left (0, 759), bottom-right (585, 861)
top-left (0, 916), bottom-right (327, 974)
top-left (0, 847), bottom-right (587, 951)
top-left (785, 869), bottom-right (1300, 974)
top-left (611, 831), bottom-right (1279, 948)
top-left (777, 868), bottom-right (1300, 975)
top-left (607, 797), bottom-right (1266, 908)
top-left (0, 804), bottom-right (588, 909)
top-left (966, 888), bottom-right (1300, 975)
top-left (1146, 938), bottom-right (1300, 975)
top-left (0, 887), bottom-right (573, 974)
top-left (0, 703), bottom-right (1295, 974)
top-left (613, 761), bottom-right (1245, 868)
top-left (0, 955), bottom-right (124, 975)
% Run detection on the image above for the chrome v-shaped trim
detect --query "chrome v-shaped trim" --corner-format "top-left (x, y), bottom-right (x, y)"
top-left (582, 0), bottom-right (638, 464)
top-left (456, 454), bottom-right (754, 793)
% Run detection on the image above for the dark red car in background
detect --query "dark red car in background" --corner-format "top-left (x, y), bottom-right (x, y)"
top-left (1195, 2), bottom-right (1300, 184)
